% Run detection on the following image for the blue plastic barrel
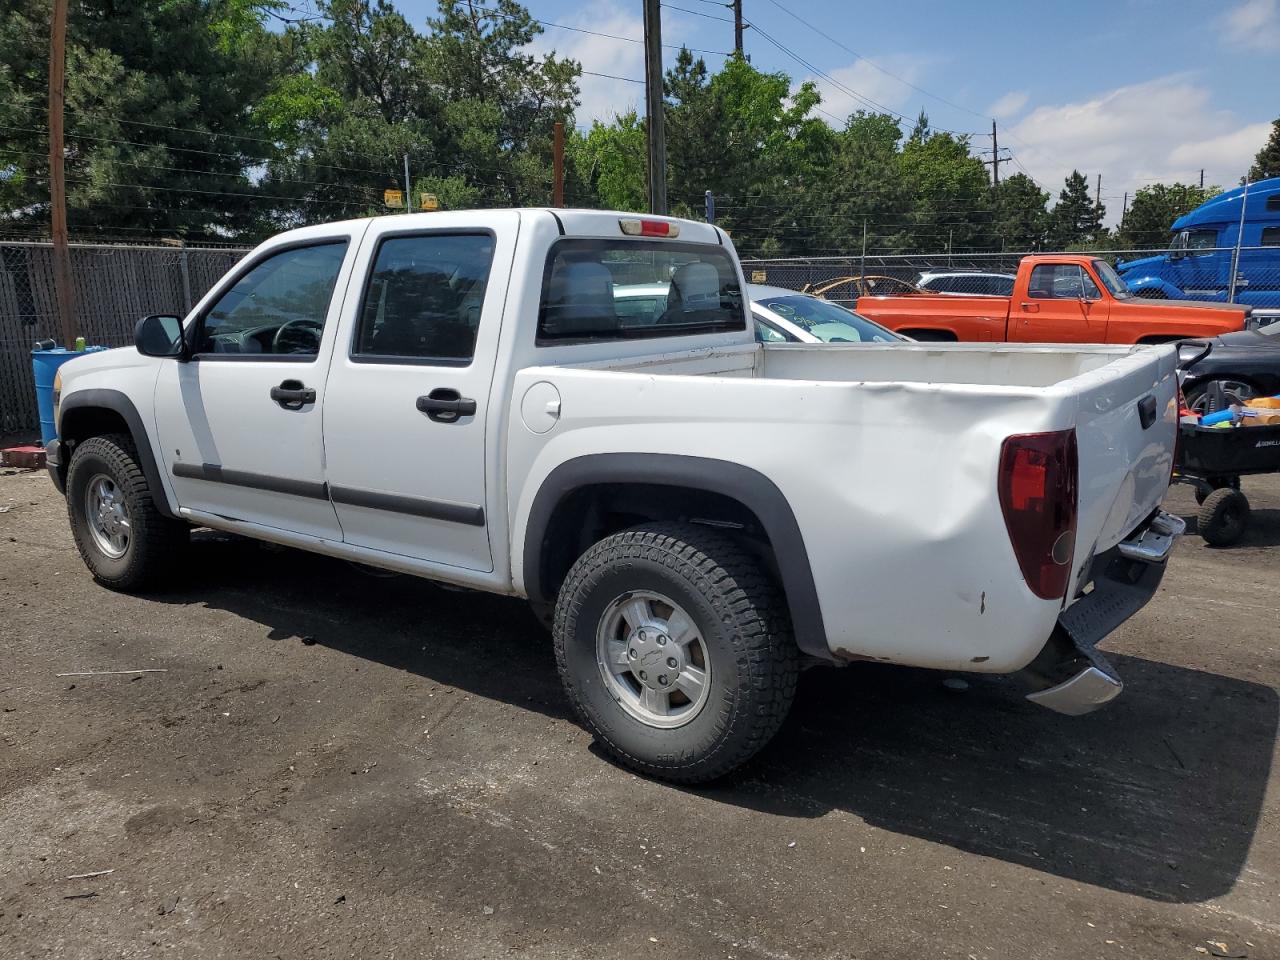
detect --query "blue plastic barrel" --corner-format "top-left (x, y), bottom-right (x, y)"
top-left (31, 348), bottom-right (90, 445)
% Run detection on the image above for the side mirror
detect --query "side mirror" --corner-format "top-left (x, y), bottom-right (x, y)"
top-left (135, 314), bottom-right (186, 359)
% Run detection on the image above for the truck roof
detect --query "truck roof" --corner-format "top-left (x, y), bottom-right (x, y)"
top-left (1173, 177), bottom-right (1280, 230)
top-left (261, 208), bottom-right (726, 248)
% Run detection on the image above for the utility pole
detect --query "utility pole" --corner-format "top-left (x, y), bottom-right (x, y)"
top-left (985, 119), bottom-right (1011, 187)
top-left (1095, 173), bottom-right (1102, 209)
top-left (1200, 168), bottom-right (1205, 189)
top-left (403, 154), bottom-right (411, 214)
top-left (552, 121), bottom-right (565, 208)
top-left (732, 0), bottom-right (744, 55)
top-left (48, 0), bottom-right (76, 349)
top-left (642, 0), bottom-right (667, 214)
top-left (1122, 191), bottom-right (1128, 219)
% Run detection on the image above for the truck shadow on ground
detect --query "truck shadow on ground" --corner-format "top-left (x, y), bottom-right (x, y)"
top-left (162, 530), bottom-right (1276, 906)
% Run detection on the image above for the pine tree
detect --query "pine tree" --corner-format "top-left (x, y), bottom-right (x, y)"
top-left (1049, 170), bottom-right (1105, 249)
top-left (993, 173), bottom-right (1050, 250)
top-left (1248, 118), bottom-right (1280, 182)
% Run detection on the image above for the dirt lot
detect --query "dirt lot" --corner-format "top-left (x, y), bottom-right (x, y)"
top-left (1, 468), bottom-right (1277, 960)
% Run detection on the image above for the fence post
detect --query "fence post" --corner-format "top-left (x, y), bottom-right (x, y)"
top-left (179, 246), bottom-right (193, 314)
top-left (1227, 179), bottom-right (1249, 304)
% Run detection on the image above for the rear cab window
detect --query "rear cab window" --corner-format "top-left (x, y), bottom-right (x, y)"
top-left (537, 239), bottom-right (746, 344)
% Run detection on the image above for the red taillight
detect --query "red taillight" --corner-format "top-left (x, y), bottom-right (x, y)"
top-left (619, 218), bottom-right (679, 238)
top-left (998, 430), bottom-right (1078, 601)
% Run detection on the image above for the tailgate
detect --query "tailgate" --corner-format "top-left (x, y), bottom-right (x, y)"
top-left (1069, 345), bottom-right (1179, 574)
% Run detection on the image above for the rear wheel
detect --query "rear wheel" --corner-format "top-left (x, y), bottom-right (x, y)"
top-left (66, 434), bottom-right (188, 590)
top-left (553, 522), bottom-right (798, 783)
top-left (1198, 487), bottom-right (1250, 547)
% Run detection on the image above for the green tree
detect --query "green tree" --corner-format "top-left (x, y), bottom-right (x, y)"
top-left (1115, 182), bottom-right (1219, 248)
top-left (825, 112), bottom-right (911, 253)
top-left (1247, 118), bottom-right (1280, 183)
top-left (898, 117), bottom-right (995, 251)
top-left (992, 173), bottom-right (1050, 250)
top-left (1049, 170), bottom-right (1105, 249)
top-left (569, 114), bottom-right (646, 211)
top-left (1, 0), bottom-right (290, 239)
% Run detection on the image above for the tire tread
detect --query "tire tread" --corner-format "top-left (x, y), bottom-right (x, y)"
top-left (553, 521), bottom-right (798, 783)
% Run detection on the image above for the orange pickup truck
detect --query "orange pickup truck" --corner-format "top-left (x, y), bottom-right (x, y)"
top-left (854, 254), bottom-right (1249, 343)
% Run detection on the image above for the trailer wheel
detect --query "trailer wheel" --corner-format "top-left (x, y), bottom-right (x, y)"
top-left (1193, 476), bottom-right (1240, 505)
top-left (1198, 487), bottom-right (1250, 547)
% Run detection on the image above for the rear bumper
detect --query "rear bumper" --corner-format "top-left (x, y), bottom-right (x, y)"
top-left (1023, 510), bottom-right (1184, 716)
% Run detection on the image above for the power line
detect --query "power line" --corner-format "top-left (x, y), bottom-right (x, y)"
top-left (743, 19), bottom-right (978, 137)
top-left (757, 0), bottom-right (990, 123)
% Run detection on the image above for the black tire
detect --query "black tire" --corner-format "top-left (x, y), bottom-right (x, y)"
top-left (66, 433), bottom-right (188, 590)
top-left (553, 522), bottom-right (798, 784)
top-left (1197, 487), bottom-right (1250, 547)
top-left (1193, 477), bottom-right (1240, 505)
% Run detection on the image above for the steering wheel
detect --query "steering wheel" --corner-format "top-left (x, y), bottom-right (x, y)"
top-left (272, 318), bottom-right (324, 354)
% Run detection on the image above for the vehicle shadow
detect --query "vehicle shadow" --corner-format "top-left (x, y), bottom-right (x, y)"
top-left (154, 530), bottom-right (1276, 905)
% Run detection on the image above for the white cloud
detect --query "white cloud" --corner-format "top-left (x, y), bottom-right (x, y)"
top-left (801, 55), bottom-right (930, 125)
top-left (1221, 0), bottom-right (1280, 50)
top-left (1005, 75), bottom-right (1269, 225)
top-left (987, 90), bottom-right (1028, 120)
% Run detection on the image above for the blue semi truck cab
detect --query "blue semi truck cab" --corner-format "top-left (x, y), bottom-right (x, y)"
top-left (1116, 177), bottom-right (1280, 324)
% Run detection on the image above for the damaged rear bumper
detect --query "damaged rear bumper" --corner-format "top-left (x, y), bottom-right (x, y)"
top-left (1023, 510), bottom-right (1184, 716)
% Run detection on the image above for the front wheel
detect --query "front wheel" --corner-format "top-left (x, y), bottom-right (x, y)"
top-left (553, 522), bottom-right (798, 783)
top-left (66, 434), bottom-right (188, 590)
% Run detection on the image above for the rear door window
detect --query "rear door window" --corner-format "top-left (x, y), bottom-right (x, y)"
top-left (538, 240), bottom-right (745, 343)
top-left (353, 233), bottom-right (495, 363)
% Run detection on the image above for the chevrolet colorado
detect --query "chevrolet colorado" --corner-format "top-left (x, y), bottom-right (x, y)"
top-left (48, 209), bottom-right (1183, 781)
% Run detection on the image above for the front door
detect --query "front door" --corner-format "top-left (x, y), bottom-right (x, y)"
top-left (1015, 262), bottom-right (1108, 342)
top-left (321, 213), bottom-right (518, 572)
top-left (153, 235), bottom-right (360, 539)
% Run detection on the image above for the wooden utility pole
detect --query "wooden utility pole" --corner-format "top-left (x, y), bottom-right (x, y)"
top-left (1094, 173), bottom-right (1102, 208)
top-left (1200, 168), bottom-right (1205, 189)
top-left (985, 119), bottom-right (1011, 187)
top-left (732, 0), bottom-right (744, 55)
top-left (552, 121), bottom-right (565, 208)
top-left (642, 0), bottom-right (667, 214)
top-left (49, 0), bottom-right (76, 349)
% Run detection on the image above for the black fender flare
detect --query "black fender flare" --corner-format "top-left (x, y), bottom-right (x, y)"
top-left (522, 453), bottom-right (831, 660)
top-left (58, 388), bottom-right (179, 519)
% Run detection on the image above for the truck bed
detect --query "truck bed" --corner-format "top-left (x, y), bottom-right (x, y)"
top-left (508, 341), bottom-right (1179, 673)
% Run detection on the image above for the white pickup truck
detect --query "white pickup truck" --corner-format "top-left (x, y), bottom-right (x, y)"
top-left (48, 209), bottom-right (1184, 782)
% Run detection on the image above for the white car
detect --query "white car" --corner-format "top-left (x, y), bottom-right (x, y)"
top-left (748, 283), bottom-right (905, 343)
top-left (49, 209), bottom-right (1183, 782)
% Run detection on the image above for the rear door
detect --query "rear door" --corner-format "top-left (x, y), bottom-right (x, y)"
top-left (320, 213), bottom-right (518, 572)
top-left (153, 232), bottom-right (362, 538)
top-left (1015, 263), bottom-right (1108, 342)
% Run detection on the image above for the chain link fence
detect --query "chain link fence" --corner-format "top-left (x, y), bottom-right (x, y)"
top-left (4, 238), bottom-right (1278, 437)
top-left (1, 241), bottom-right (247, 436)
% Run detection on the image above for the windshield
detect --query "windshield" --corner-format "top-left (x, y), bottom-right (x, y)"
top-left (756, 294), bottom-right (901, 342)
top-left (538, 240), bottom-right (745, 343)
top-left (1091, 261), bottom-right (1133, 300)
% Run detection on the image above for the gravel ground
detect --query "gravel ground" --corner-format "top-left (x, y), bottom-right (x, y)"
top-left (1, 468), bottom-right (1277, 960)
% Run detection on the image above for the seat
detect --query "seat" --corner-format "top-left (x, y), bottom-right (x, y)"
top-left (662, 261), bottom-right (721, 320)
top-left (543, 258), bottom-right (618, 337)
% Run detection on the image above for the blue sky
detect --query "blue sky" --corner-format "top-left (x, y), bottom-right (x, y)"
top-left (395, 0), bottom-right (1279, 220)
